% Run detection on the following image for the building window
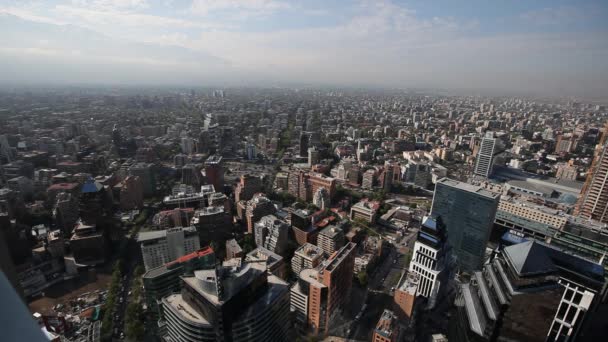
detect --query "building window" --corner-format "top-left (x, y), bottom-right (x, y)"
top-left (565, 307), bottom-right (577, 323)
top-left (557, 303), bottom-right (567, 320)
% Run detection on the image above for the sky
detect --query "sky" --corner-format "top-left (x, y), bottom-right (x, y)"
top-left (1, 0), bottom-right (607, 97)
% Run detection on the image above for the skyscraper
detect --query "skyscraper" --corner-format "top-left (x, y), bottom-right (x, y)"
top-left (159, 259), bottom-right (290, 342)
top-left (234, 174), bottom-right (262, 203)
top-left (448, 240), bottom-right (605, 342)
top-left (204, 155), bottom-right (224, 192)
top-left (137, 227), bottom-right (201, 271)
top-left (290, 242), bottom-right (356, 334)
top-left (408, 216), bottom-right (453, 308)
top-left (254, 215), bottom-right (289, 256)
top-left (299, 132), bottom-right (310, 157)
top-left (474, 132), bottom-right (500, 178)
top-left (143, 247), bottom-right (215, 321)
top-left (577, 135), bottom-right (608, 223)
top-left (431, 178), bottom-right (500, 272)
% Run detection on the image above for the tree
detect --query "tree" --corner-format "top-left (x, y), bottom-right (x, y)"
top-left (357, 271), bottom-right (368, 287)
top-left (241, 234), bottom-right (255, 254)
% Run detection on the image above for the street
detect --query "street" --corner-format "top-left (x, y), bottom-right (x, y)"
top-left (112, 232), bottom-right (141, 341)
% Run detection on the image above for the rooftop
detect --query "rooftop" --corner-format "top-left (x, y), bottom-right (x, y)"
top-left (183, 262), bottom-right (266, 305)
top-left (374, 309), bottom-right (398, 338)
top-left (319, 225), bottom-right (343, 238)
top-left (295, 243), bottom-right (324, 259)
top-left (503, 240), bottom-right (604, 284)
top-left (397, 272), bottom-right (419, 294)
top-left (299, 268), bottom-right (326, 288)
top-left (137, 226), bottom-right (197, 243)
top-left (437, 177), bottom-right (499, 199)
top-left (47, 183), bottom-right (79, 191)
top-left (163, 294), bottom-right (210, 326)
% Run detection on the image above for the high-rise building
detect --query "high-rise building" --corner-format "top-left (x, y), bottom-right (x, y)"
top-left (152, 208), bottom-right (195, 229)
top-left (79, 178), bottom-right (107, 225)
top-left (362, 169), bottom-right (375, 189)
top-left (70, 222), bottom-right (106, 265)
top-left (143, 248), bottom-right (215, 320)
top-left (307, 173), bottom-right (336, 202)
top-left (0, 134), bottom-right (13, 164)
top-left (290, 209), bottom-right (319, 245)
top-left (290, 242), bottom-right (356, 335)
top-left (245, 247), bottom-right (286, 279)
top-left (473, 132), bottom-right (502, 178)
top-left (408, 216), bottom-right (453, 308)
top-left (53, 192), bottom-right (79, 234)
top-left (577, 138), bottom-right (608, 223)
top-left (204, 155), bottom-right (224, 192)
top-left (350, 199), bottom-right (380, 224)
top-left (308, 147), bottom-right (320, 166)
top-left (246, 194), bottom-right (276, 234)
top-left (118, 175), bottom-right (143, 210)
top-left (431, 178), bottom-right (500, 272)
top-left (137, 227), bottom-right (201, 271)
top-left (246, 143), bottom-right (257, 160)
top-left (180, 137), bottom-right (196, 155)
top-left (128, 162), bottom-right (155, 197)
top-left (191, 206), bottom-right (232, 245)
top-left (299, 132), bottom-right (310, 157)
top-left (448, 240), bottom-right (605, 342)
top-left (180, 163), bottom-right (202, 188)
top-left (291, 243), bottom-right (326, 275)
top-left (225, 239), bottom-right (243, 259)
top-left (235, 174), bottom-right (262, 203)
top-left (159, 259), bottom-right (290, 342)
top-left (312, 187), bottom-right (330, 210)
top-left (316, 225), bottom-right (345, 256)
top-left (393, 272), bottom-right (418, 320)
top-left (288, 170), bottom-right (303, 199)
top-left (254, 215), bottom-right (289, 256)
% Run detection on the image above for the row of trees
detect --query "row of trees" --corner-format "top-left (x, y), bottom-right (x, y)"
top-left (100, 261), bottom-right (123, 341)
top-left (125, 265), bottom-right (145, 341)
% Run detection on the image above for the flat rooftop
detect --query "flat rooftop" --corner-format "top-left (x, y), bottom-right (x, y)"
top-left (437, 177), bottom-right (499, 199)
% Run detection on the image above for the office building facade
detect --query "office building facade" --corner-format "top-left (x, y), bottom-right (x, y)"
top-left (431, 178), bottom-right (500, 272)
top-left (449, 240), bottom-right (605, 342)
top-left (137, 227), bottom-right (200, 271)
top-left (408, 216), bottom-right (452, 308)
top-left (160, 260), bottom-right (290, 342)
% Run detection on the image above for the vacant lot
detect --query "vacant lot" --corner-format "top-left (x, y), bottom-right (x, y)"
top-left (28, 271), bottom-right (112, 315)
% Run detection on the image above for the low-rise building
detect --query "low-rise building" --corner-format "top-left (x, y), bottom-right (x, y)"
top-left (350, 199), bottom-right (380, 224)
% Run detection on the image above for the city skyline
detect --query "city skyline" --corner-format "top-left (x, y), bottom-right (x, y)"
top-left (1, 0), bottom-right (607, 97)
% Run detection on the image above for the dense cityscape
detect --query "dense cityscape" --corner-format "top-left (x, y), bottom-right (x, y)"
top-left (1, 86), bottom-right (607, 342)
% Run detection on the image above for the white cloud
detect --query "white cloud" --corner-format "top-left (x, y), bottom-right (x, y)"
top-left (71, 0), bottom-right (149, 11)
top-left (53, 4), bottom-right (222, 30)
top-left (0, 7), bottom-right (66, 25)
top-left (189, 0), bottom-right (290, 16)
top-left (519, 6), bottom-right (594, 25)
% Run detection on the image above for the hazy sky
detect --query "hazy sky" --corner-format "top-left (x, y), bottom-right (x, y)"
top-left (1, 0), bottom-right (607, 96)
